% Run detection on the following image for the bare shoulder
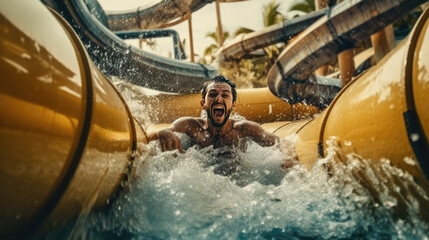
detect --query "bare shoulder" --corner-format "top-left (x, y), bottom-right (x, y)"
top-left (171, 117), bottom-right (204, 132)
top-left (233, 119), bottom-right (265, 135)
top-left (172, 117), bottom-right (203, 126)
top-left (234, 119), bottom-right (263, 128)
top-left (234, 119), bottom-right (279, 146)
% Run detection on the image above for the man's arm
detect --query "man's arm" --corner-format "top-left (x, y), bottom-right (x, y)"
top-left (236, 121), bottom-right (280, 147)
top-left (147, 117), bottom-right (195, 153)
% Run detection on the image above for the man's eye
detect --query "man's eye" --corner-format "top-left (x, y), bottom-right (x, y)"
top-left (223, 95), bottom-right (229, 98)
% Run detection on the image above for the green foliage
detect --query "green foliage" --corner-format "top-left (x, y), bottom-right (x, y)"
top-left (288, 0), bottom-right (316, 14)
top-left (199, 27), bottom-right (230, 65)
top-left (263, 0), bottom-right (284, 27)
top-left (220, 59), bottom-right (268, 88)
top-left (233, 27), bottom-right (254, 37)
top-left (199, 0), bottom-right (290, 88)
top-left (225, 0), bottom-right (285, 88)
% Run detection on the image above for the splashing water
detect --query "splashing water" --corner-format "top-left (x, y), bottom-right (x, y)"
top-left (48, 83), bottom-right (429, 239)
top-left (49, 140), bottom-right (429, 239)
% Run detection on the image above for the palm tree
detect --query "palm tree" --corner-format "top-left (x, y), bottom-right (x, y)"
top-left (233, 0), bottom-right (284, 36)
top-left (232, 27), bottom-right (253, 37)
top-left (200, 0), bottom-right (287, 87)
top-left (199, 27), bottom-right (230, 64)
top-left (232, 0), bottom-right (284, 64)
top-left (261, 0), bottom-right (285, 65)
top-left (263, 0), bottom-right (284, 27)
top-left (288, 0), bottom-right (316, 15)
top-left (224, 0), bottom-right (285, 87)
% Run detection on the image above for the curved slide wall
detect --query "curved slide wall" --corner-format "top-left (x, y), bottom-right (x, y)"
top-left (105, 0), bottom-right (247, 31)
top-left (106, 0), bottom-right (215, 31)
top-left (44, 0), bottom-right (218, 94)
top-left (265, 6), bottom-right (429, 197)
top-left (0, 1), bottom-right (147, 238)
top-left (1, 0), bottom-right (429, 238)
top-left (218, 9), bottom-right (328, 61)
top-left (268, 0), bottom-right (429, 102)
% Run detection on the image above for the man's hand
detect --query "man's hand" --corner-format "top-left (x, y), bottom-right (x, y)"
top-left (158, 129), bottom-right (185, 153)
top-left (278, 138), bottom-right (299, 169)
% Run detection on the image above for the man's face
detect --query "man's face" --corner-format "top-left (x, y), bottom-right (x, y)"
top-left (201, 82), bottom-right (236, 127)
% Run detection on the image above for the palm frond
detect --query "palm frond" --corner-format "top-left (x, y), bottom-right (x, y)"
top-left (203, 44), bottom-right (218, 56)
top-left (205, 32), bottom-right (219, 43)
top-left (288, 0), bottom-right (315, 13)
top-left (223, 32), bottom-right (230, 41)
top-left (263, 0), bottom-right (284, 27)
top-left (233, 27), bottom-right (255, 37)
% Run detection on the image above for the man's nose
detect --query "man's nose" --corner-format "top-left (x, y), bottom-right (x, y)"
top-left (215, 95), bottom-right (223, 102)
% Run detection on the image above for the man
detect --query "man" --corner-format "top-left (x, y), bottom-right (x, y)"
top-left (148, 75), bottom-right (285, 154)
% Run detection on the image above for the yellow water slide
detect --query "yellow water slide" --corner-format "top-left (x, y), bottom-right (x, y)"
top-left (1, 0), bottom-right (429, 239)
top-left (0, 1), bottom-right (147, 238)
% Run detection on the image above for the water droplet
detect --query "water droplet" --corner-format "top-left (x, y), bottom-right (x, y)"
top-left (410, 133), bottom-right (420, 142)
top-left (403, 157), bottom-right (416, 166)
top-left (383, 200), bottom-right (396, 208)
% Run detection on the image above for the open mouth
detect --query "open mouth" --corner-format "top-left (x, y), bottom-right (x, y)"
top-left (212, 105), bottom-right (225, 119)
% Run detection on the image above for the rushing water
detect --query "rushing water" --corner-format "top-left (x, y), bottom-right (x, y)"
top-left (50, 141), bottom-right (429, 240)
top-left (48, 82), bottom-right (429, 239)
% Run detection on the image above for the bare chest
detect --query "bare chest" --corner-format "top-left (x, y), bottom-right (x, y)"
top-left (190, 129), bottom-right (241, 149)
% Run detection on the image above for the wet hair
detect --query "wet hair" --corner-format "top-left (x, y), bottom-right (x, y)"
top-left (201, 75), bottom-right (237, 102)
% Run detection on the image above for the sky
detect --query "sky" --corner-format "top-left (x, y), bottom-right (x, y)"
top-left (98, 0), bottom-right (296, 61)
